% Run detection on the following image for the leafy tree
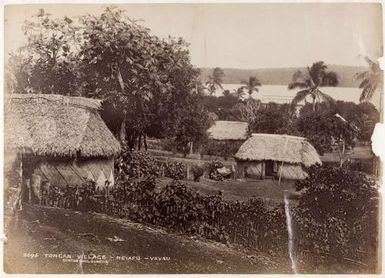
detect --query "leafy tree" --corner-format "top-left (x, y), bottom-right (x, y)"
top-left (239, 76), bottom-right (261, 97)
top-left (248, 103), bottom-right (293, 134)
top-left (230, 98), bottom-right (262, 122)
top-left (10, 7), bottom-right (209, 151)
top-left (301, 101), bottom-right (380, 142)
top-left (168, 92), bottom-right (211, 156)
top-left (296, 108), bottom-right (358, 157)
top-left (355, 56), bottom-right (383, 103)
top-left (202, 93), bottom-right (240, 120)
top-left (288, 61), bottom-right (338, 111)
top-left (205, 67), bottom-right (225, 95)
top-left (9, 9), bottom-right (80, 95)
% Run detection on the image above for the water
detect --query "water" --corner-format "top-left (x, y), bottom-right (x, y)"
top-left (284, 194), bottom-right (298, 274)
top-left (205, 84), bottom-right (381, 108)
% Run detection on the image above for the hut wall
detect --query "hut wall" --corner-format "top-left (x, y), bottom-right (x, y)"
top-left (32, 157), bottom-right (115, 190)
top-left (236, 161), bottom-right (263, 179)
top-left (237, 161), bottom-right (307, 180)
top-left (279, 164), bottom-right (307, 180)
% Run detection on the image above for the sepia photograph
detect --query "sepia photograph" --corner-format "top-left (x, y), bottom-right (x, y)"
top-left (2, 2), bottom-right (384, 275)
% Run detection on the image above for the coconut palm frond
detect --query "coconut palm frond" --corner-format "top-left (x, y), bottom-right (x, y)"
top-left (308, 61), bottom-right (327, 86)
top-left (316, 89), bottom-right (335, 104)
top-left (216, 81), bottom-right (224, 89)
top-left (359, 78), bottom-right (371, 89)
top-left (354, 70), bottom-right (370, 81)
top-left (291, 89), bottom-right (310, 106)
top-left (288, 81), bottom-right (308, 90)
top-left (357, 56), bottom-right (382, 102)
top-left (362, 55), bottom-right (378, 69)
top-left (251, 78), bottom-right (262, 87)
top-left (359, 85), bottom-right (376, 102)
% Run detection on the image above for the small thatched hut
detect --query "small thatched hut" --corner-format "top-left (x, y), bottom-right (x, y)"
top-left (204, 121), bottom-right (249, 158)
top-left (4, 94), bottom-right (121, 202)
top-left (207, 120), bottom-right (249, 141)
top-left (234, 133), bottom-right (321, 180)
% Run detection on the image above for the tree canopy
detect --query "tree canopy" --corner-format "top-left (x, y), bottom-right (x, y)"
top-left (9, 7), bottom-right (210, 150)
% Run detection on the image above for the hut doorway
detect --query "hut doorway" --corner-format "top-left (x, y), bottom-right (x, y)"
top-left (265, 161), bottom-right (274, 177)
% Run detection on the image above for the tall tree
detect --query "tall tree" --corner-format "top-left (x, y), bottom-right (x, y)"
top-left (288, 61), bottom-right (338, 111)
top-left (10, 7), bottom-right (209, 150)
top-left (355, 56), bottom-right (383, 103)
top-left (205, 67), bottom-right (225, 95)
top-left (239, 76), bottom-right (261, 97)
top-left (9, 9), bottom-right (80, 95)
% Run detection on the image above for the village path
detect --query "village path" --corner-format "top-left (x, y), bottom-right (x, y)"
top-left (4, 204), bottom-right (290, 274)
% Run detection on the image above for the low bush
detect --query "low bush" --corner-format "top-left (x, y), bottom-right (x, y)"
top-left (206, 159), bottom-right (224, 181)
top-left (115, 149), bottom-right (160, 181)
top-left (294, 165), bottom-right (379, 272)
top-left (164, 161), bottom-right (186, 180)
top-left (191, 164), bottom-right (205, 182)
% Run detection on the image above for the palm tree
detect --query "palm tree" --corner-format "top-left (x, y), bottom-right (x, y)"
top-left (233, 87), bottom-right (246, 100)
top-left (205, 67), bottom-right (225, 95)
top-left (288, 61), bottom-right (338, 111)
top-left (239, 76), bottom-right (261, 97)
top-left (355, 56), bottom-right (382, 103)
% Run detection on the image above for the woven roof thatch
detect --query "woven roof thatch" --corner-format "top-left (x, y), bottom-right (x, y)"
top-left (5, 94), bottom-right (121, 158)
top-left (207, 121), bottom-right (249, 140)
top-left (234, 133), bottom-right (321, 167)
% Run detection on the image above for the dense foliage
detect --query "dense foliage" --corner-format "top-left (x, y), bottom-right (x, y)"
top-left (248, 103), bottom-right (293, 134)
top-left (202, 93), bottom-right (241, 121)
top-left (39, 178), bottom-right (287, 255)
top-left (9, 7), bottom-right (210, 150)
top-left (206, 159), bottom-right (225, 181)
top-left (115, 149), bottom-right (160, 182)
top-left (164, 161), bottom-right (186, 180)
top-left (294, 165), bottom-right (379, 272)
top-left (191, 165), bottom-right (205, 182)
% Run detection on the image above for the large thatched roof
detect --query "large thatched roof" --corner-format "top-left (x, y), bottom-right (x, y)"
top-left (5, 94), bottom-right (121, 158)
top-left (207, 121), bottom-right (249, 140)
top-left (234, 133), bottom-right (321, 167)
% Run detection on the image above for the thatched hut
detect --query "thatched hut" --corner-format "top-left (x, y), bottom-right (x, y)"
top-left (4, 94), bottom-right (121, 202)
top-left (204, 121), bottom-right (249, 158)
top-left (234, 133), bottom-right (321, 180)
top-left (207, 120), bottom-right (249, 141)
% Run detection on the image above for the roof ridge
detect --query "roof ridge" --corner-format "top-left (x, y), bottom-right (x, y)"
top-left (6, 94), bottom-right (101, 110)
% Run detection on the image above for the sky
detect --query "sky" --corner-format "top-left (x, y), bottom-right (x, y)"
top-left (4, 3), bottom-right (383, 69)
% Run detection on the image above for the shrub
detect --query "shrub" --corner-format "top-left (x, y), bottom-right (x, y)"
top-left (206, 159), bottom-right (224, 181)
top-left (115, 149), bottom-right (160, 182)
top-left (164, 161), bottom-right (186, 180)
top-left (40, 178), bottom-right (287, 256)
top-left (191, 164), bottom-right (205, 182)
top-left (294, 165), bottom-right (379, 272)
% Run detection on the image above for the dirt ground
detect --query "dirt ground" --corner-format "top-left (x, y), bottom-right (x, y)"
top-left (4, 204), bottom-right (291, 274)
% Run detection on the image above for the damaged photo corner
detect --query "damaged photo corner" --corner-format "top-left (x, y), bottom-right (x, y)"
top-left (1, 0), bottom-right (385, 276)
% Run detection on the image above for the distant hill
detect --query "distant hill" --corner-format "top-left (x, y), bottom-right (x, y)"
top-left (199, 65), bottom-right (368, 88)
